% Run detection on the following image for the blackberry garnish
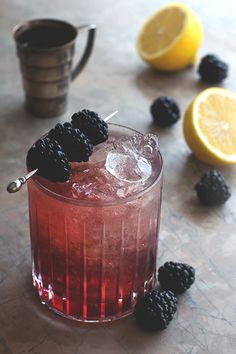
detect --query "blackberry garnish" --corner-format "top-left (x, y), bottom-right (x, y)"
top-left (195, 170), bottom-right (231, 206)
top-left (71, 109), bottom-right (108, 145)
top-left (49, 123), bottom-right (93, 162)
top-left (198, 54), bottom-right (229, 83)
top-left (27, 137), bottom-right (71, 182)
top-left (158, 261), bottom-right (195, 294)
top-left (134, 290), bottom-right (177, 331)
top-left (150, 96), bottom-right (181, 127)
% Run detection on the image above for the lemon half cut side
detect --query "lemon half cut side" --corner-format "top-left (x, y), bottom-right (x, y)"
top-left (183, 88), bottom-right (236, 165)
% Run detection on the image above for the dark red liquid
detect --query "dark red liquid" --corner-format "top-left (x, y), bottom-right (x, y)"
top-left (17, 23), bottom-right (76, 48)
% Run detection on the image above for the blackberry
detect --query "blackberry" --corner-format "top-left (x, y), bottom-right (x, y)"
top-left (71, 109), bottom-right (108, 145)
top-left (134, 290), bottom-right (177, 331)
top-left (195, 170), bottom-right (231, 206)
top-left (48, 123), bottom-right (93, 162)
top-left (198, 54), bottom-right (229, 83)
top-left (27, 137), bottom-right (71, 182)
top-left (150, 96), bottom-right (181, 127)
top-left (158, 261), bottom-right (195, 294)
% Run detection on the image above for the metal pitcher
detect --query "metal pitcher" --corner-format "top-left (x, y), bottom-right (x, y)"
top-left (13, 19), bottom-right (96, 117)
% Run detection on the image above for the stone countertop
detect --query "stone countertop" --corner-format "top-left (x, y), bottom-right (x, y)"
top-left (0, 0), bottom-right (236, 353)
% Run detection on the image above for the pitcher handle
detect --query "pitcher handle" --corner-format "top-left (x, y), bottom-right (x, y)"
top-left (71, 24), bottom-right (96, 81)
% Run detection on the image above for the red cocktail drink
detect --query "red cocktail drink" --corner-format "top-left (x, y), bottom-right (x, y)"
top-left (28, 124), bottom-right (163, 322)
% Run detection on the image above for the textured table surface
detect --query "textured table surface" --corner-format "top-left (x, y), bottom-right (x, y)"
top-left (1, 0), bottom-right (236, 353)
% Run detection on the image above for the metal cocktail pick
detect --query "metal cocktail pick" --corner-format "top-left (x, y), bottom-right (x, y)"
top-left (7, 110), bottom-right (118, 193)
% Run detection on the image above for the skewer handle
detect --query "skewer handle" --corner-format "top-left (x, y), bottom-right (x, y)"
top-left (7, 169), bottom-right (38, 193)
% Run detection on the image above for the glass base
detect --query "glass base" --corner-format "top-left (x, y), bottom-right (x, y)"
top-left (41, 301), bottom-right (134, 323)
top-left (32, 272), bottom-right (155, 323)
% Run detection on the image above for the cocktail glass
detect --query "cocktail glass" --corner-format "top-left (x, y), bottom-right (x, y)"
top-left (27, 124), bottom-right (163, 322)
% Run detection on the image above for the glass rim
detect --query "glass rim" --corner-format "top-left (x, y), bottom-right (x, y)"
top-left (30, 123), bottom-right (163, 207)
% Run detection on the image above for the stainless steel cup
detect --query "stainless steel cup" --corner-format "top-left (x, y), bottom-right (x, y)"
top-left (13, 19), bottom-right (96, 117)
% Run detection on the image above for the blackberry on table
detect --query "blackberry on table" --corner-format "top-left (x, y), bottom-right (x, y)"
top-left (71, 109), bottom-right (108, 145)
top-left (134, 290), bottom-right (177, 331)
top-left (49, 123), bottom-right (93, 162)
top-left (150, 96), bottom-right (181, 127)
top-left (158, 261), bottom-right (195, 294)
top-left (198, 54), bottom-right (229, 83)
top-left (26, 137), bottom-right (71, 182)
top-left (195, 170), bottom-right (231, 206)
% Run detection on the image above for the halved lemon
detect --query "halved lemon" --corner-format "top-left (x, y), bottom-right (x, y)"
top-left (183, 88), bottom-right (236, 165)
top-left (136, 2), bottom-right (203, 71)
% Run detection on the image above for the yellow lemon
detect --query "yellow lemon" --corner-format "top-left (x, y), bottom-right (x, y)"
top-left (136, 2), bottom-right (203, 71)
top-left (183, 88), bottom-right (236, 165)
